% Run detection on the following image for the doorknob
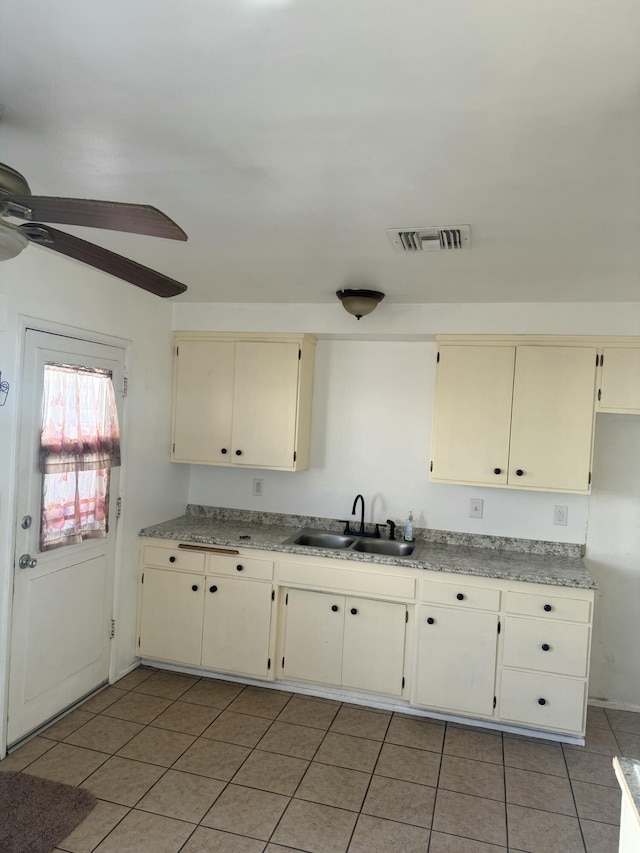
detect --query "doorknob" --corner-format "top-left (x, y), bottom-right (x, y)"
top-left (19, 554), bottom-right (37, 569)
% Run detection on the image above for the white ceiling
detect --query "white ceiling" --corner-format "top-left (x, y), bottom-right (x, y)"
top-left (1, 0), bottom-right (639, 304)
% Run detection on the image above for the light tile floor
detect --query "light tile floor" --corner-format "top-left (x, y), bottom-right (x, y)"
top-left (0, 667), bottom-right (633, 853)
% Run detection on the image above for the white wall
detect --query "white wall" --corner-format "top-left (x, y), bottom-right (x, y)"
top-left (0, 249), bottom-right (189, 752)
top-left (177, 300), bottom-right (640, 708)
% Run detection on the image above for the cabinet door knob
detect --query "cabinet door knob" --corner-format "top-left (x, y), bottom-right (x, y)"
top-left (221, 448), bottom-right (227, 454)
top-left (456, 593), bottom-right (465, 601)
top-left (538, 697), bottom-right (547, 706)
top-left (494, 468), bottom-right (502, 475)
top-left (543, 604), bottom-right (552, 612)
top-left (541, 643), bottom-right (550, 651)
top-left (515, 469), bottom-right (524, 477)
top-left (209, 585), bottom-right (218, 593)
top-left (169, 556), bottom-right (176, 563)
top-left (236, 564), bottom-right (244, 572)
top-left (331, 605), bottom-right (339, 612)
top-left (350, 608), bottom-right (358, 615)
top-left (191, 584), bottom-right (199, 592)
top-left (235, 449), bottom-right (242, 456)
top-left (426, 617), bottom-right (435, 625)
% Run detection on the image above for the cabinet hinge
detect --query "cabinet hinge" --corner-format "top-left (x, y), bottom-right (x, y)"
top-left (597, 388), bottom-right (602, 401)
top-left (109, 619), bottom-right (116, 639)
top-left (402, 676), bottom-right (405, 689)
top-left (298, 348), bottom-right (301, 360)
top-left (116, 496), bottom-right (122, 518)
top-left (596, 353), bottom-right (599, 366)
top-left (138, 636), bottom-right (141, 648)
top-left (497, 620), bottom-right (501, 634)
top-left (293, 451), bottom-right (297, 463)
top-left (141, 572), bottom-right (144, 584)
top-left (271, 589), bottom-right (275, 602)
top-left (268, 657), bottom-right (271, 670)
top-left (285, 593), bottom-right (288, 605)
top-left (588, 471), bottom-right (592, 485)
top-left (122, 376), bottom-right (128, 397)
top-left (282, 656), bottom-right (285, 668)
top-left (176, 345), bottom-right (179, 357)
top-left (493, 695), bottom-right (497, 709)
top-left (436, 351), bottom-right (440, 363)
top-left (600, 353), bottom-right (604, 366)
top-left (430, 460), bottom-right (433, 472)
top-left (405, 610), bottom-right (408, 623)
top-left (172, 443), bottom-right (176, 454)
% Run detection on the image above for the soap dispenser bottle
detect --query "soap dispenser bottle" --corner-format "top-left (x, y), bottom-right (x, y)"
top-left (404, 511), bottom-right (414, 542)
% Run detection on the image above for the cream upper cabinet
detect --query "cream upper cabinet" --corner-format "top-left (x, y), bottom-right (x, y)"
top-left (171, 333), bottom-right (315, 471)
top-left (430, 345), bottom-right (515, 486)
top-left (431, 340), bottom-right (598, 493)
top-left (597, 347), bottom-right (640, 413)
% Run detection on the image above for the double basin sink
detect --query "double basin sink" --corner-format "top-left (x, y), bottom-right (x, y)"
top-left (284, 528), bottom-right (416, 558)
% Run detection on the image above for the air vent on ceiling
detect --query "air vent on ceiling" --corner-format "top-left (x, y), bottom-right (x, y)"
top-left (387, 225), bottom-right (471, 252)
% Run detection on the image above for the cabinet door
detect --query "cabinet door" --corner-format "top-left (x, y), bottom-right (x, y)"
top-left (509, 346), bottom-right (597, 491)
top-left (431, 346), bottom-right (514, 485)
top-left (342, 598), bottom-right (406, 697)
top-left (231, 342), bottom-right (300, 468)
top-left (415, 605), bottom-right (498, 716)
top-left (138, 568), bottom-right (204, 665)
top-left (599, 347), bottom-right (640, 413)
top-left (202, 577), bottom-right (272, 679)
top-left (172, 340), bottom-right (235, 463)
top-left (282, 589), bottom-right (344, 686)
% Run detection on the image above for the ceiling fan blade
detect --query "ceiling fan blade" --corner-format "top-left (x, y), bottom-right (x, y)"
top-left (6, 196), bottom-right (188, 241)
top-left (21, 223), bottom-right (187, 298)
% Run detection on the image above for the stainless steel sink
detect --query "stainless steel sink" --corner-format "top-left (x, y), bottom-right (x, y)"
top-left (284, 528), bottom-right (415, 557)
top-left (286, 530), bottom-right (356, 549)
top-left (352, 539), bottom-right (415, 557)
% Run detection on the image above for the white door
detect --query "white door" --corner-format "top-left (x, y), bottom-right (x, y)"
top-left (8, 330), bottom-right (125, 745)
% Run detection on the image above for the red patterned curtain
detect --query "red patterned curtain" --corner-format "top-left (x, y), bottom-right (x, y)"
top-left (39, 364), bottom-right (121, 551)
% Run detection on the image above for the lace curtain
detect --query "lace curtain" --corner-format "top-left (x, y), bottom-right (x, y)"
top-left (39, 363), bottom-right (121, 551)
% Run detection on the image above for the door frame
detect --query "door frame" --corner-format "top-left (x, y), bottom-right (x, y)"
top-left (0, 315), bottom-right (131, 757)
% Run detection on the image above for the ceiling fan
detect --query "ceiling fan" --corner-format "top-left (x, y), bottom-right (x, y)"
top-left (0, 162), bottom-right (188, 297)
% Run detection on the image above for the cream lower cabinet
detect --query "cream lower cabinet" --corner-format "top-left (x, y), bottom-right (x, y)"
top-left (414, 580), bottom-right (500, 717)
top-left (281, 588), bottom-right (408, 698)
top-left (138, 541), bottom-right (275, 680)
top-left (499, 587), bottom-right (592, 736)
top-left (171, 333), bottom-right (315, 471)
top-left (431, 340), bottom-right (598, 493)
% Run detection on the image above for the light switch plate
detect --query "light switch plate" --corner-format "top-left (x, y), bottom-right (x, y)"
top-left (469, 498), bottom-right (483, 519)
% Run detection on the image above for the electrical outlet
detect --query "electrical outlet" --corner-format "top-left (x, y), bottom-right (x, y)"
top-left (252, 478), bottom-right (264, 497)
top-left (554, 505), bottom-right (568, 526)
top-left (469, 498), bottom-right (483, 519)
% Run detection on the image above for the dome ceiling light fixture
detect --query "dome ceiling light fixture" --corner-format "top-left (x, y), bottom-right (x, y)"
top-left (336, 288), bottom-right (385, 320)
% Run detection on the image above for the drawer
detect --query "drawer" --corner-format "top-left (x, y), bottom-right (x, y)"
top-left (506, 591), bottom-right (591, 623)
top-left (278, 562), bottom-right (416, 599)
top-left (502, 617), bottom-right (590, 677)
top-left (143, 545), bottom-right (205, 573)
top-left (499, 669), bottom-right (586, 734)
top-left (208, 554), bottom-right (273, 581)
top-left (423, 580), bottom-right (500, 611)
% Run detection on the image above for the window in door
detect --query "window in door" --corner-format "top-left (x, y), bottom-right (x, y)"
top-left (39, 363), bottom-right (121, 551)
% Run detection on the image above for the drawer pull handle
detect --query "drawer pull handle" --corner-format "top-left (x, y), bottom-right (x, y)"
top-left (236, 564), bottom-right (244, 572)
top-left (456, 593), bottom-right (465, 601)
top-left (426, 617), bottom-right (435, 625)
top-left (169, 556), bottom-right (176, 563)
top-left (541, 643), bottom-right (550, 651)
top-left (543, 604), bottom-right (552, 612)
top-left (515, 469), bottom-right (524, 477)
top-left (209, 585), bottom-right (218, 593)
top-left (235, 449), bottom-right (242, 456)
top-left (331, 605), bottom-right (339, 612)
top-left (350, 608), bottom-right (358, 615)
top-left (221, 448), bottom-right (227, 454)
top-left (538, 697), bottom-right (547, 706)
top-left (191, 584), bottom-right (199, 592)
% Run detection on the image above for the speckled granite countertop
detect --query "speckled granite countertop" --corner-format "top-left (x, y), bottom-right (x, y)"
top-left (614, 757), bottom-right (640, 823)
top-left (140, 506), bottom-right (596, 590)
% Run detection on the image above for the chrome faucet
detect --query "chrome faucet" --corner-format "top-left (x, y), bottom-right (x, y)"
top-left (352, 493), bottom-right (365, 534)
